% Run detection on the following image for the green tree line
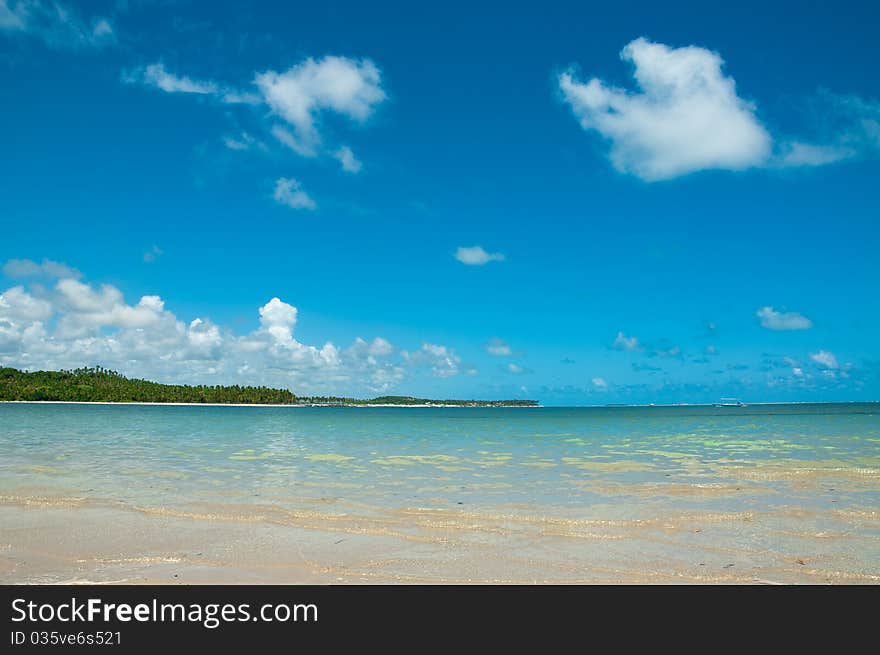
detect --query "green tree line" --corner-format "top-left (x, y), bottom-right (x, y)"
top-left (0, 367), bottom-right (539, 406)
top-left (0, 367), bottom-right (297, 404)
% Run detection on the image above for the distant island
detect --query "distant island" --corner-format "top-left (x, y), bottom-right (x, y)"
top-left (0, 367), bottom-right (538, 407)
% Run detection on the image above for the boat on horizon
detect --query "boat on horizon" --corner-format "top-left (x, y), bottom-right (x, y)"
top-left (713, 398), bottom-right (746, 408)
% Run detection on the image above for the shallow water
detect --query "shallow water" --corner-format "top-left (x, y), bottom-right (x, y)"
top-left (1, 403), bottom-right (878, 583)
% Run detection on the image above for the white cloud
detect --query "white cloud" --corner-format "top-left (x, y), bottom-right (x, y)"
top-left (334, 146), bottom-right (363, 173)
top-left (809, 350), bottom-right (838, 369)
top-left (367, 337), bottom-right (394, 357)
top-left (137, 63), bottom-right (218, 95)
top-left (122, 54), bottom-right (385, 172)
top-left (270, 125), bottom-right (312, 157)
top-left (219, 90), bottom-right (261, 105)
top-left (559, 38), bottom-right (771, 181)
top-left (403, 343), bottom-right (461, 378)
top-left (185, 318), bottom-right (222, 360)
top-left (56, 279), bottom-right (167, 330)
top-left (592, 377), bottom-right (608, 389)
top-left (486, 337), bottom-right (511, 356)
top-left (256, 56), bottom-right (386, 158)
top-left (454, 246), bottom-right (505, 266)
top-left (0, 286), bottom-right (52, 321)
top-left (342, 337), bottom-right (403, 390)
top-left (559, 39), bottom-right (880, 180)
top-left (347, 336), bottom-right (394, 358)
top-left (756, 306), bottom-right (813, 331)
top-left (507, 363), bottom-right (524, 374)
top-left (612, 331), bottom-right (641, 351)
top-left (777, 141), bottom-right (853, 167)
top-left (223, 132), bottom-right (258, 151)
top-left (273, 177), bottom-right (316, 210)
top-left (0, 1), bottom-right (114, 49)
top-left (258, 296), bottom-right (298, 348)
top-left (0, 274), bottom-right (423, 395)
top-left (125, 63), bottom-right (260, 105)
top-left (3, 258), bottom-right (81, 279)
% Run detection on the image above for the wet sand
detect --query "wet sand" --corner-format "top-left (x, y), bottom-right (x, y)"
top-left (2, 484), bottom-right (878, 584)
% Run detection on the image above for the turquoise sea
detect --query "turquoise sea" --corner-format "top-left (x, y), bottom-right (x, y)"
top-left (1, 402), bottom-right (879, 583)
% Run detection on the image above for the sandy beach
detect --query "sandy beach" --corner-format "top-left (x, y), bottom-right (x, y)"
top-left (2, 491), bottom-right (878, 584)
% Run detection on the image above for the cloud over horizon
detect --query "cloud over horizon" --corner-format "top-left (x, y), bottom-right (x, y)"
top-left (486, 337), bottom-right (512, 356)
top-left (3, 258), bottom-right (81, 280)
top-left (757, 306), bottom-right (813, 330)
top-left (402, 343), bottom-right (462, 378)
top-left (612, 331), bottom-right (641, 351)
top-left (0, 269), bottom-right (470, 395)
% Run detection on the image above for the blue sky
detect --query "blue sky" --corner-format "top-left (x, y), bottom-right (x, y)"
top-left (1, 0), bottom-right (878, 404)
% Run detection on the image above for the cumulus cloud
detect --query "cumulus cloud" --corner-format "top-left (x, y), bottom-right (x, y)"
top-left (507, 363), bottom-right (525, 374)
top-left (257, 56), bottom-right (386, 157)
top-left (756, 306), bottom-right (813, 331)
top-left (55, 279), bottom-right (168, 331)
top-left (273, 177), bottom-right (316, 210)
top-left (0, 273), bottom-right (429, 395)
top-left (0, 0), bottom-right (115, 49)
top-left (486, 337), bottom-right (512, 356)
top-left (0, 286), bottom-right (52, 321)
top-left (559, 38), bottom-right (771, 181)
top-left (185, 318), bottom-right (222, 360)
top-left (334, 146), bottom-right (363, 173)
top-left (343, 337), bottom-right (403, 389)
top-left (810, 350), bottom-right (838, 369)
top-left (612, 331), bottom-right (641, 351)
top-left (559, 39), bottom-right (880, 180)
top-left (591, 377), bottom-right (608, 389)
top-left (403, 343), bottom-right (461, 378)
top-left (454, 246), bottom-right (505, 266)
top-left (348, 336), bottom-right (394, 358)
top-left (3, 258), bottom-right (81, 280)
